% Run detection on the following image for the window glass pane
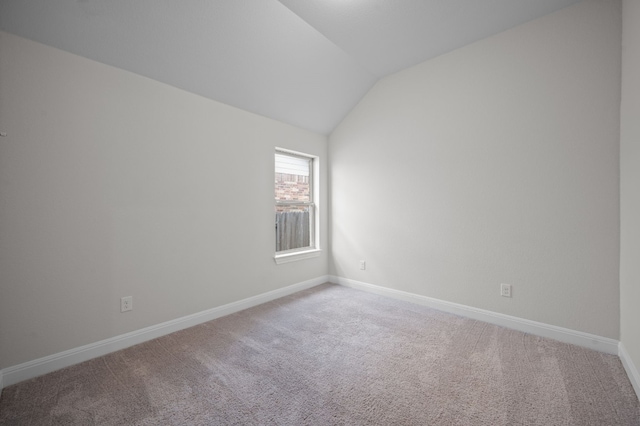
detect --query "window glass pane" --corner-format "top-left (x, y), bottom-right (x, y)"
top-left (275, 205), bottom-right (311, 251)
top-left (275, 151), bottom-right (315, 254)
top-left (275, 153), bottom-right (310, 203)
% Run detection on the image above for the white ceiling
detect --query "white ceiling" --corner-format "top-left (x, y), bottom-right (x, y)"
top-left (0, 0), bottom-right (581, 134)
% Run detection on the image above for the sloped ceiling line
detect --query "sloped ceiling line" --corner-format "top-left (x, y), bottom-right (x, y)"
top-left (0, 0), bottom-right (581, 134)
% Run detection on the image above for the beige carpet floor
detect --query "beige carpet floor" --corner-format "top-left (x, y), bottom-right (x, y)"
top-left (1, 283), bottom-right (638, 425)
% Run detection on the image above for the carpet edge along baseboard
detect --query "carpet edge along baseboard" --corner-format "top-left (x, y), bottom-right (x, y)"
top-left (2, 274), bottom-right (636, 403)
top-left (0, 275), bottom-right (328, 389)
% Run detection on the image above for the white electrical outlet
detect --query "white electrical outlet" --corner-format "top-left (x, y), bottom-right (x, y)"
top-left (359, 260), bottom-right (366, 270)
top-left (500, 284), bottom-right (512, 298)
top-left (121, 296), bottom-right (133, 312)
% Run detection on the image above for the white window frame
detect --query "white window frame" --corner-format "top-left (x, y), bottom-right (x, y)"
top-left (274, 148), bottom-right (321, 264)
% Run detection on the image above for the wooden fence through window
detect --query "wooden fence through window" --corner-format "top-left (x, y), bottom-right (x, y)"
top-left (275, 211), bottom-right (310, 251)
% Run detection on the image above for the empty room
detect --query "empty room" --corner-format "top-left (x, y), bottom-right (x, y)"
top-left (1, 0), bottom-right (639, 424)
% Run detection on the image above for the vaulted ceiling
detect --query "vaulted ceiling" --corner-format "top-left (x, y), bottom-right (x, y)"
top-left (1, 0), bottom-right (581, 134)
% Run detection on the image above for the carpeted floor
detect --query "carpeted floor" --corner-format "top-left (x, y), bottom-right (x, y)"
top-left (1, 283), bottom-right (638, 425)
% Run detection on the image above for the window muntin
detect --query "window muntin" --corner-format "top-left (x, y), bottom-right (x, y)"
top-left (275, 150), bottom-right (315, 254)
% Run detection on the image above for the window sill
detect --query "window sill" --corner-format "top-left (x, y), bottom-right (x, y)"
top-left (274, 249), bottom-right (322, 264)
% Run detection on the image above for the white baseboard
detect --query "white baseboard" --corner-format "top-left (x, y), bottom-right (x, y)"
top-left (619, 342), bottom-right (640, 399)
top-left (330, 276), bottom-right (619, 355)
top-left (0, 276), bottom-right (328, 390)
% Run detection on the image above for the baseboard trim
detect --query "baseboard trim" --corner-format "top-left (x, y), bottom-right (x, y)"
top-left (330, 276), bottom-right (619, 355)
top-left (619, 342), bottom-right (640, 399)
top-left (0, 276), bottom-right (328, 390)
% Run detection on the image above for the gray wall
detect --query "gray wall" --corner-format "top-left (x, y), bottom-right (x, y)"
top-left (0, 31), bottom-right (328, 368)
top-left (620, 0), bottom-right (640, 384)
top-left (0, 0), bottom-right (633, 378)
top-left (329, 0), bottom-right (621, 338)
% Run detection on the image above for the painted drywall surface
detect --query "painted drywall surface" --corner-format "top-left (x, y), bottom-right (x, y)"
top-left (0, 31), bottom-right (328, 368)
top-left (329, 0), bottom-right (621, 338)
top-left (620, 0), bottom-right (640, 379)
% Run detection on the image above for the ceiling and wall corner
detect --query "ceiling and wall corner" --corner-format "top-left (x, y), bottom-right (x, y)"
top-left (0, 0), bottom-right (582, 135)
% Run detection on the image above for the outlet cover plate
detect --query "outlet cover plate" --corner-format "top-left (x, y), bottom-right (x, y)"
top-left (500, 284), bottom-right (512, 298)
top-left (121, 296), bottom-right (133, 312)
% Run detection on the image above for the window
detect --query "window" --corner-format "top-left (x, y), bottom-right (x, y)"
top-left (274, 149), bottom-right (320, 263)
